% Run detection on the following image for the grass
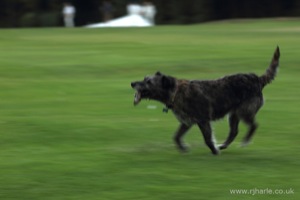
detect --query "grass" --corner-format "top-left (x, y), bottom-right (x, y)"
top-left (0, 18), bottom-right (299, 199)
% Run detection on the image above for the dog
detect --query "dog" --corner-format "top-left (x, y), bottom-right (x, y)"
top-left (131, 47), bottom-right (280, 155)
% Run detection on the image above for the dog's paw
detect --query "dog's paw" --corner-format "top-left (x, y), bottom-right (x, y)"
top-left (211, 148), bottom-right (220, 155)
top-left (240, 140), bottom-right (251, 147)
top-left (218, 144), bottom-right (228, 150)
top-left (176, 145), bottom-right (189, 153)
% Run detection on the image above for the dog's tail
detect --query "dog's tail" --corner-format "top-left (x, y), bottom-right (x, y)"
top-left (259, 46), bottom-right (280, 88)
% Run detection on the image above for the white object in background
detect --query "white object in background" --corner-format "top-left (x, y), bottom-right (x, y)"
top-left (85, 14), bottom-right (151, 28)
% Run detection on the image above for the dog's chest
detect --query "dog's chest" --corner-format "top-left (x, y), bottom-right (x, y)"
top-left (172, 109), bottom-right (194, 126)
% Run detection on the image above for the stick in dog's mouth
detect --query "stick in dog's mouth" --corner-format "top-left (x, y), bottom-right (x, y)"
top-left (134, 91), bottom-right (141, 106)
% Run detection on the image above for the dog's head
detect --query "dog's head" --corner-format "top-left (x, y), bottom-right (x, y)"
top-left (131, 71), bottom-right (176, 106)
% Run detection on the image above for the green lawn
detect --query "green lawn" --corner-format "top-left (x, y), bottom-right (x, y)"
top-left (0, 18), bottom-right (299, 200)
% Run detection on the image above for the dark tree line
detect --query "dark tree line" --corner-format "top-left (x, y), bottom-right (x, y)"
top-left (0, 0), bottom-right (299, 27)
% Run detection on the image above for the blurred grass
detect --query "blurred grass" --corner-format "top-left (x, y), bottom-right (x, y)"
top-left (0, 18), bottom-right (299, 200)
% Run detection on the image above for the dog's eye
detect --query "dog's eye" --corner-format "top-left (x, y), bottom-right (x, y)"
top-left (147, 80), bottom-right (152, 85)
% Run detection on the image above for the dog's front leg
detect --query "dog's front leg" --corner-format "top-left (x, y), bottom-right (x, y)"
top-left (197, 121), bottom-right (219, 155)
top-left (174, 123), bottom-right (191, 152)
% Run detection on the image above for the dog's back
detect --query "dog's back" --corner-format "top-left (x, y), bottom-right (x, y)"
top-left (183, 46), bottom-right (280, 121)
top-left (187, 73), bottom-right (262, 120)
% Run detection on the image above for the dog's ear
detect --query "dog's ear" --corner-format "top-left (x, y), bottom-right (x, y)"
top-left (162, 75), bottom-right (175, 89)
top-left (155, 71), bottom-right (162, 76)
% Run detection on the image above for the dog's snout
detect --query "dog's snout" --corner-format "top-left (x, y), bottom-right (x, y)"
top-left (131, 82), bottom-right (137, 88)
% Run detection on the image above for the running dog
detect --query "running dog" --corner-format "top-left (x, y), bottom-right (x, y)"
top-left (131, 47), bottom-right (280, 155)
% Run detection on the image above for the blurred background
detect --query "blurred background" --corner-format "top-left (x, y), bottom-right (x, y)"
top-left (1, 0), bottom-right (300, 28)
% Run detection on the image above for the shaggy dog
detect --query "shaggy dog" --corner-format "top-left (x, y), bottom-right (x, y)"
top-left (131, 47), bottom-right (280, 155)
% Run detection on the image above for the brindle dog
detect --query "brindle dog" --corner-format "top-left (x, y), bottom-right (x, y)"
top-left (131, 47), bottom-right (280, 155)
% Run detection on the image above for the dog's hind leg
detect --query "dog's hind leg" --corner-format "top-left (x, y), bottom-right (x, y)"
top-left (174, 123), bottom-right (192, 152)
top-left (219, 113), bottom-right (240, 150)
top-left (197, 121), bottom-right (219, 155)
